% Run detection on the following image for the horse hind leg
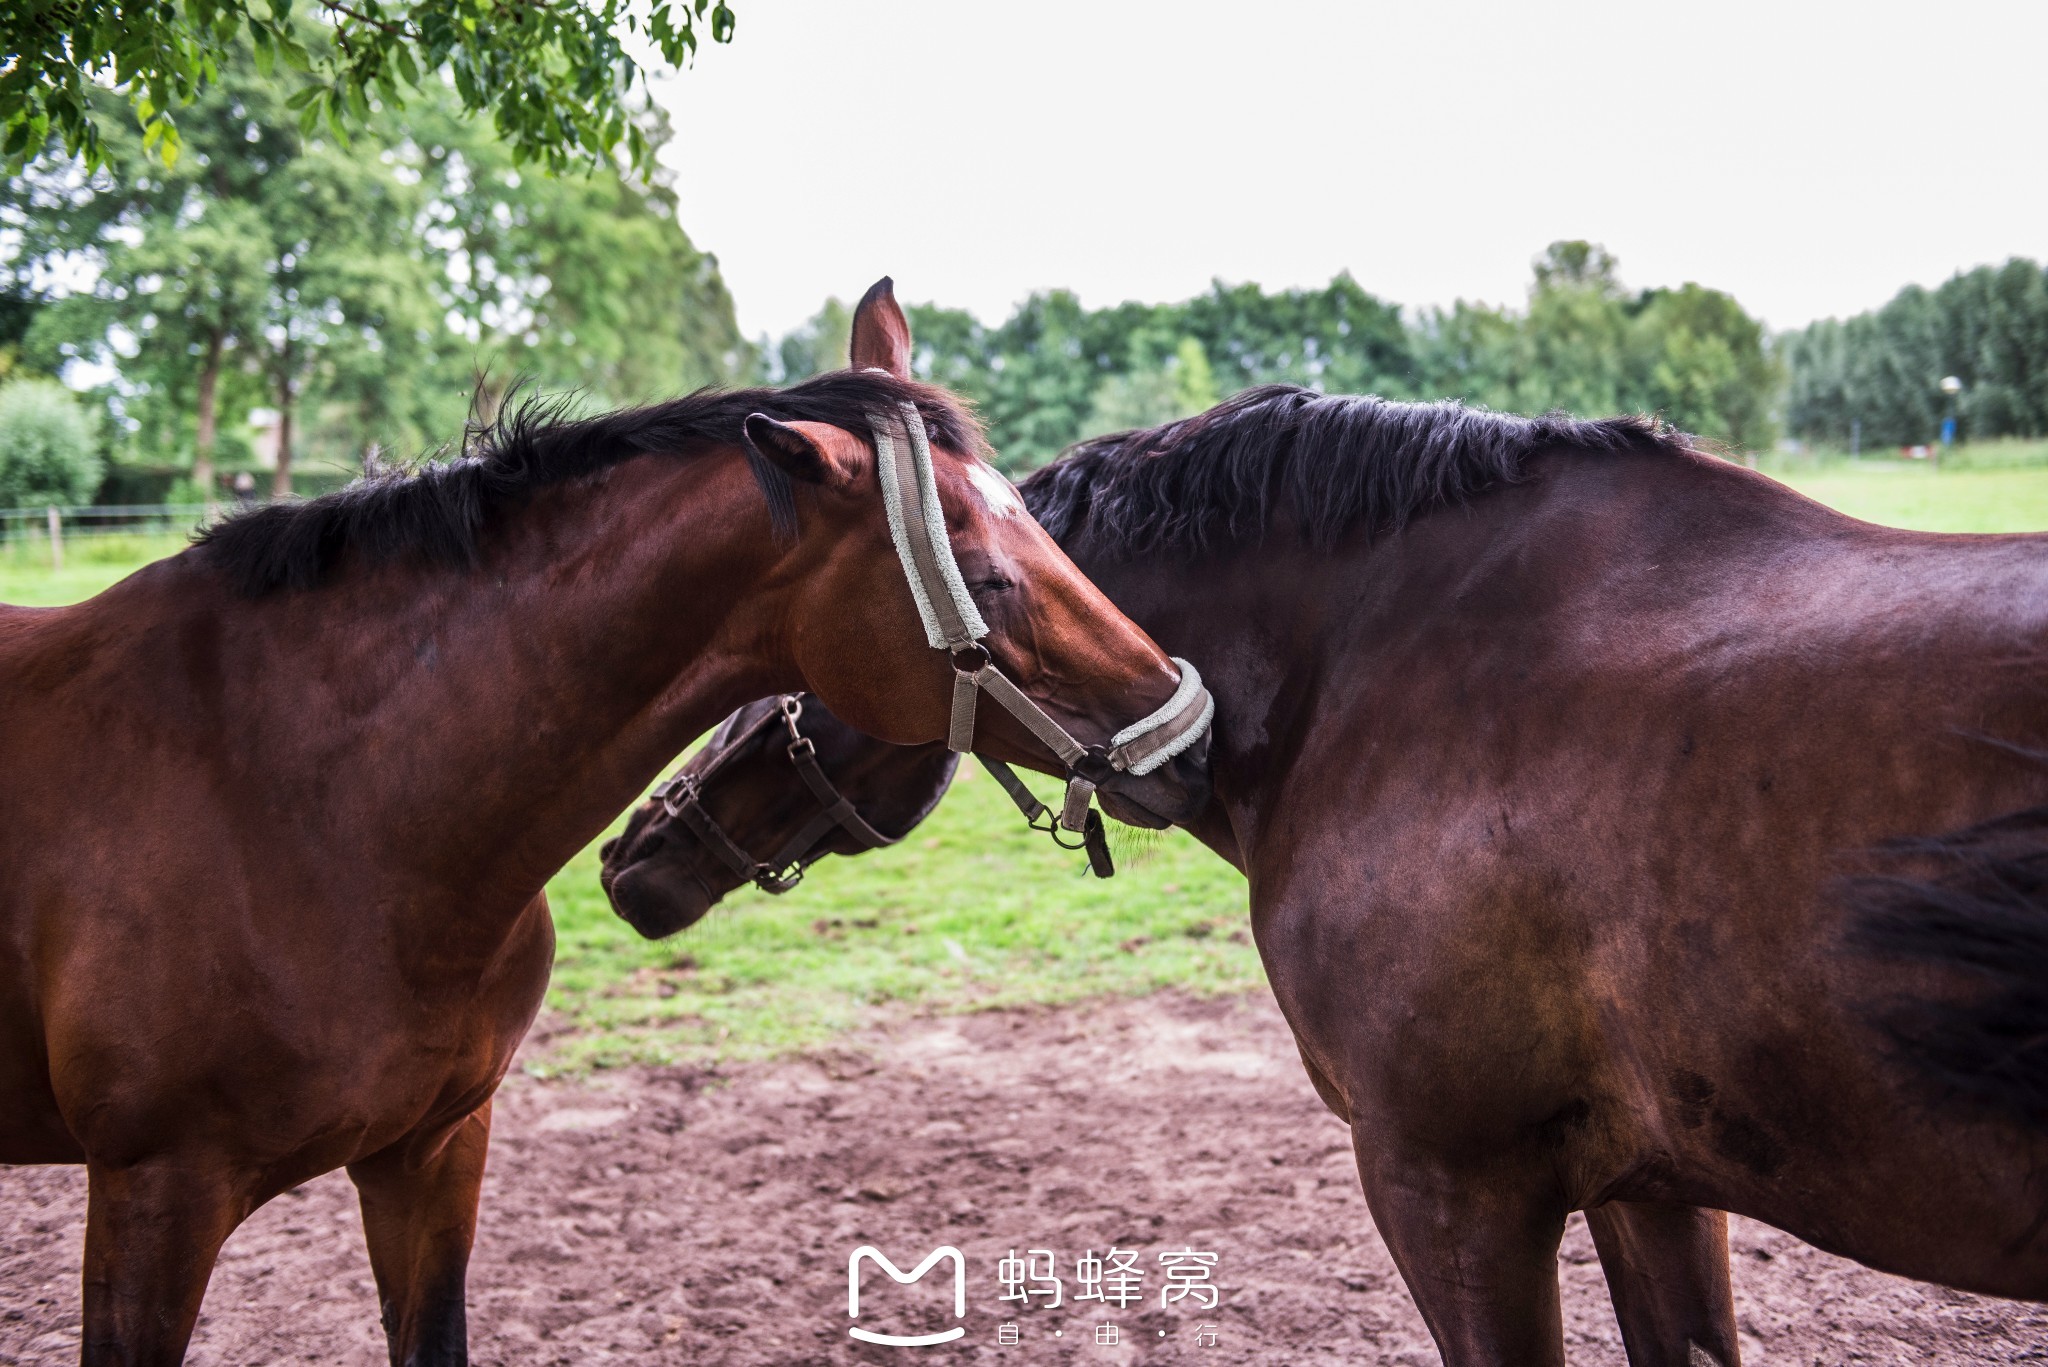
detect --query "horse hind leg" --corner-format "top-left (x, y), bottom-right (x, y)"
top-left (347, 1103), bottom-right (492, 1367)
top-left (81, 1158), bottom-right (248, 1366)
top-left (1584, 1201), bottom-right (1741, 1367)
top-left (1357, 1149), bottom-right (1571, 1367)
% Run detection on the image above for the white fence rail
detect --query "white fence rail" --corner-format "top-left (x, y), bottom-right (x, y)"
top-left (0, 501), bottom-right (248, 538)
top-left (0, 502), bottom-right (271, 568)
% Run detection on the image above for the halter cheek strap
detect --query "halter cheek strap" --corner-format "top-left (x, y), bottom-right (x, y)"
top-left (869, 399), bottom-right (1214, 843)
top-left (654, 695), bottom-right (937, 895)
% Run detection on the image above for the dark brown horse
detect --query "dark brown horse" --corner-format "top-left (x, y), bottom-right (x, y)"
top-left (0, 282), bottom-right (1209, 1367)
top-left (602, 386), bottom-right (2048, 1365)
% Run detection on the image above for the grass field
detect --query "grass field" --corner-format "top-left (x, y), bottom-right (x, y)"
top-left (1777, 466), bottom-right (2048, 532)
top-left (0, 533), bottom-right (191, 606)
top-left (8, 457), bottom-right (2048, 1070)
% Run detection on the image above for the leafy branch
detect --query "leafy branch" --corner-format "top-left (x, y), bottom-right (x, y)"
top-left (0, 0), bottom-right (736, 176)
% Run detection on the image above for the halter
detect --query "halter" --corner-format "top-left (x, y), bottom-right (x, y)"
top-left (651, 695), bottom-right (950, 895)
top-left (868, 398), bottom-right (1215, 872)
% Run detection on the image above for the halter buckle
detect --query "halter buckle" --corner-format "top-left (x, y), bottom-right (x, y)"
top-left (659, 773), bottom-right (701, 819)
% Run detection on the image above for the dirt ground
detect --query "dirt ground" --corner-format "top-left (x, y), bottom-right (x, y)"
top-left (4, 991), bottom-right (2044, 1366)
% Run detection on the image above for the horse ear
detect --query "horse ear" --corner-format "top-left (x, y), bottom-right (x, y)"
top-left (849, 276), bottom-right (913, 378)
top-left (744, 414), bottom-right (864, 487)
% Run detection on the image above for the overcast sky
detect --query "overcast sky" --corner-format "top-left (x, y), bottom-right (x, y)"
top-left (654, 0), bottom-right (2048, 341)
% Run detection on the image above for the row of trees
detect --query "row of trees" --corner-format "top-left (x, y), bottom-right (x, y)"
top-left (11, 37), bottom-right (2037, 503)
top-left (1780, 259), bottom-right (2048, 448)
top-left (3, 31), bottom-right (748, 498)
top-left (772, 241), bottom-right (1780, 470)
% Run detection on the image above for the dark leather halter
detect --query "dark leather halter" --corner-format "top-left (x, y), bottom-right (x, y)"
top-left (651, 695), bottom-right (955, 895)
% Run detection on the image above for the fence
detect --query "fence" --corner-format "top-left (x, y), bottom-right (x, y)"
top-left (0, 502), bottom-right (256, 569)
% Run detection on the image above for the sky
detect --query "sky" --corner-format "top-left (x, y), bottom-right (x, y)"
top-left (652, 0), bottom-right (2048, 341)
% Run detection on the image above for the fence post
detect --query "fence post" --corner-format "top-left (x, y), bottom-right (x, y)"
top-left (46, 506), bottom-right (62, 571)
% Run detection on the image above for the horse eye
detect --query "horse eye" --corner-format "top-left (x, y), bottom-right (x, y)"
top-left (972, 576), bottom-right (1015, 595)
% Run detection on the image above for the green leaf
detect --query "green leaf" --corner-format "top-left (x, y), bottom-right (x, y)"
top-left (390, 42), bottom-right (420, 87)
top-left (10, 0), bottom-right (746, 183)
top-left (276, 31), bottom-right (313, 72)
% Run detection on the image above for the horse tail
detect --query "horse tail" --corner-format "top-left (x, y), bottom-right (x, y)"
top-left (1846, 797), bottom-right (2048, 1129)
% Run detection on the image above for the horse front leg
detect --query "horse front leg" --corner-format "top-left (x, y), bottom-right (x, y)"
top-left (81, 1158), bottom-right (247, 1366)
top-left (347, 1102), bottom-right (493, 1367)
top-left (1356, 1143), bottom-right (1570, 1367)
top-left (1584, 1201), bottom-right (1740, 1367)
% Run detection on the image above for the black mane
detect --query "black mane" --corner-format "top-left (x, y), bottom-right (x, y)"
top-left (197, 370), bottom-right (983, 595)
top-left (1019, 384), bottom-right (1692, 555)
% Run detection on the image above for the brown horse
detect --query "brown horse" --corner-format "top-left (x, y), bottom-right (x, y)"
top-left (0, 281), bottom-right (1210, 1367)
top-left (602, 386), bottom-right (2048, 1365)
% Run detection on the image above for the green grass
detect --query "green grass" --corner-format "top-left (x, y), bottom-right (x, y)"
top-left (0, 533), bottom-right (191, 605)
top-left (541, 767), bottom-right (1256, 1073)
top-left (11, 456), bottom-right (2048, 1069)
top-left (1773, 466), bottom-right (2048, 533)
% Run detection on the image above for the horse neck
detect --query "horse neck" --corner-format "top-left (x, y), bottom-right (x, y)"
top-left (201, 451), bottom-right (801, 909)
top-left (1063, 533), bottom-right (1343, 868)
top-left (1066, 449), bottom-right (1826, 870)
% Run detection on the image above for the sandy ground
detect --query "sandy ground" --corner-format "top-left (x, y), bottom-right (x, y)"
top-left (3, 991), bottom-right (2045, 1366)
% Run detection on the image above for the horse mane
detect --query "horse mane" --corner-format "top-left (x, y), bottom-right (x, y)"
top-left (1019, 384), bottom-right (1693, 555)
top-left (197, 370), bottom-right (984, 596)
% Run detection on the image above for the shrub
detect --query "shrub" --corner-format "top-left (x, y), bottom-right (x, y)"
top-left (0, 379), bottom-right (102, 509)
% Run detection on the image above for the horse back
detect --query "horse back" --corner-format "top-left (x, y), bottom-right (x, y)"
top-left (1255, 453), bottom-right (2048, 1294)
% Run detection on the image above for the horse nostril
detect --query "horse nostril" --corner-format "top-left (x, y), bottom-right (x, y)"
top-left (600, 838), bottom-right (619, 861)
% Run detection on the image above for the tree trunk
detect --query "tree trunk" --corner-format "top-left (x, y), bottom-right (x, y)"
top-left (193, 329), bottom-right (225, 500)
top-left (272, 357), bottom-right (295, 500)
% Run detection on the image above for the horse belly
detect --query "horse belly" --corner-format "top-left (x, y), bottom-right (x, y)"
top-left (0, 878), bottom-right (81, 1160)
top-left (0, 1014), bottom-right (83, 1163)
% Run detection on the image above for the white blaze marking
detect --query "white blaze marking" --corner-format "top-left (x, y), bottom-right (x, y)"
top-left (964, 459), bottom-right (1027, 518)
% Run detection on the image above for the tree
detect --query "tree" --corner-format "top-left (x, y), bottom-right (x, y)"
top-left (19, 51), bottom-right (443, 495)
top-left (2, 0), bottom-right (735, 178)
top-left (378, 96), bottom-right (749, 422)
top-left (1181, 274), bottom-right (1415, 398)
top-left (1629, 284), bottom-right (1777, 449)
top-left (122, 201), bottom-right (272, 495)
top-left (1413, 243), bottom-right (1778, 447)
top-left (1514, 242), bottom-right (1631, 417)
top-left (1085, 336), bottom-right (1218, 434)
top-left (773, 245), bottom-right (1782, 468)
top-left (1781, 259), bottom-right (2048, 448)
top-left (1411, 300), bottom-right (1522, 411)
top-left (11, 40), bottom-right (749, 494)
top-left (0, 377), bottom-right (100, 506)
top-left (769, 297), bottom-right (852, 384)
top-left (970, 290), bottom-right (1121, 470)
top-left (910, 276), bottom-right (1414, 470)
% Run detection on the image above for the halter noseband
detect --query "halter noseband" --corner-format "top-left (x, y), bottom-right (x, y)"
top-left (869, 397), bottom-right (1215, 871)
top-left (651, 695), bottom-right (930, 895)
